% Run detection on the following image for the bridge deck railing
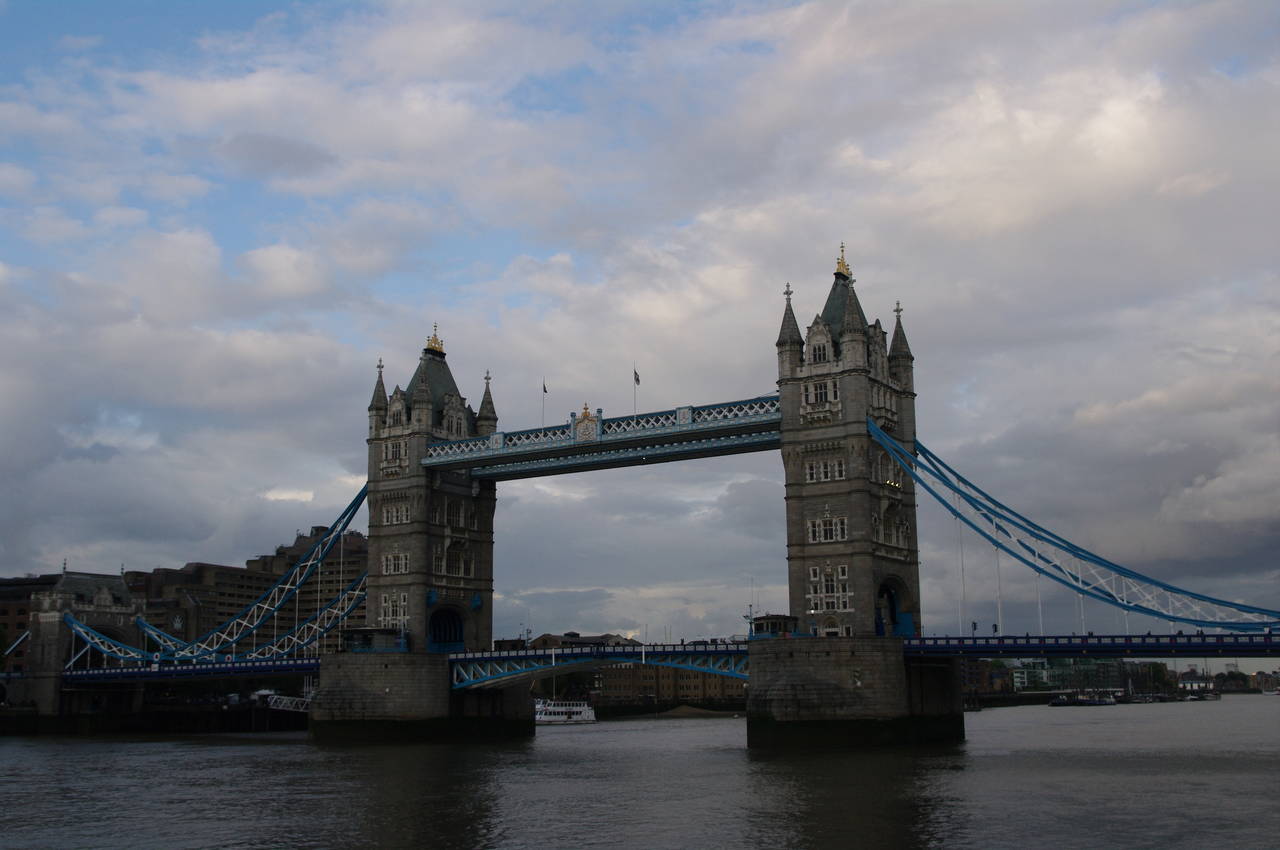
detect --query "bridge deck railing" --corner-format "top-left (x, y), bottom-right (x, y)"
top-left (906, 633), bottom-right (1276, 656)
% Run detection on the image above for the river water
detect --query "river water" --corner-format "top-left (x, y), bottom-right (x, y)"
top-left (2, 697), bottom-right (1277, 849)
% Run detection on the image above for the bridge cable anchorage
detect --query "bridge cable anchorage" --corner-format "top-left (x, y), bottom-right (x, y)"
top-left (867, 419), bottom-right (1280, 633)
top-left (66, 485), bottom-right (370, 665)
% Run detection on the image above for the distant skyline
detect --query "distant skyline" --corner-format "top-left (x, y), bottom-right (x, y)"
top-left (1, 1), bottom-right (1276, 640)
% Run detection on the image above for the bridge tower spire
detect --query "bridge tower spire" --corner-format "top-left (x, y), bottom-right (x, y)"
top-left (776, 250), bottom-right (921, 638)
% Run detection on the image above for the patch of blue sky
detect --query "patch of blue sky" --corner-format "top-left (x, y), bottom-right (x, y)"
top-left (0, 0), bottom-right (303, 83)
top-left (581, 1), bottom-right (779, 50)
top-left (507, 65), bottom-right (596, 116)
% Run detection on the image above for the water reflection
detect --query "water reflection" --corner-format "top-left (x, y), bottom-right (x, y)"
top-left (2, 701), bottom-right (1278, 849)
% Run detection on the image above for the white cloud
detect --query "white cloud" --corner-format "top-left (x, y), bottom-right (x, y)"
top-left (261, 488), bottom-right (315, 503)
top-left (241, 243), bottom-right (330, 299)
top-left (0, 162), bottom-right (36, 196)
top-left (92, 205), bottom-right (149, 229)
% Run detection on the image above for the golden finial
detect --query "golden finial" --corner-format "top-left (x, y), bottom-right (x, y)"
top-left (426, 322), bottom-right (445, 353)
top-left (835, 242), bottom-right (851, 277)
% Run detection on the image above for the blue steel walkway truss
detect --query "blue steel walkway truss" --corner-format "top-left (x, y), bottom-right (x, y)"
top-left (421, 396), bottom-right (781, 479)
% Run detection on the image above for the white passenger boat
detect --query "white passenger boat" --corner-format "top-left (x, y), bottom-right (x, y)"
top-left (534, 699), bottom-right (597, 724)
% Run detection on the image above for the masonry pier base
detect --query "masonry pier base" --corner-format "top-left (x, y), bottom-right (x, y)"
top-left (746, 637), bottom-right (963, 748)
top-left (309, 653), bottom-right (533, 742)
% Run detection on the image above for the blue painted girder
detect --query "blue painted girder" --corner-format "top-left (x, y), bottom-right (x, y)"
top-left (449, 642), bottom-right (750, 689)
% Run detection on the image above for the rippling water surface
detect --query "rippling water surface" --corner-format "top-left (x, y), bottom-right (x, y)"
top-left (3, 697), bottom-right (1277, 849)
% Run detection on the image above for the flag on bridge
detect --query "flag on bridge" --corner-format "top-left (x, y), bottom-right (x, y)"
top-left (633, 369), bottom-right (640, 386)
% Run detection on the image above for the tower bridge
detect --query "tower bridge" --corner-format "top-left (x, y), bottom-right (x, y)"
top-left (17, 246), bottom-right (1279, 744)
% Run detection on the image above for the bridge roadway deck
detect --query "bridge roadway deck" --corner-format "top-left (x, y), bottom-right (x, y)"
top-left (55, 633), bottom-right (1275, 683)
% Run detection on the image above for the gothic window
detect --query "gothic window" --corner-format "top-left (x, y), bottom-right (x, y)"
top-left (447, 500), bottom-right (464, 527)
top-left (468, 507), bottom-right (477, 530)
top-left (813, 382), bottom-right (829, 404)
top-left (382, 503), bottom-right (410, 525)
top-left (806, 458), bottom-right (846, 482)
top-left (809, 567), bottom-right (819, 580)
top-left (381, 552), bottom-right (409, 575)
top-left (431, 502), bottom-right (442, 524)
top-left (378, 592), bottom-right (409, 629)
top-left (431, 544), bottom-right (444, 574)
top-left (837, 564), bottom-right (848, 579)
top-left (823, 575), bottom-right (836, 595)
top-left (810, 343), bottom-right (829, 363)
top-left (807, 517), bottom-right (848, 543)
top-left (447, 548), bottom-right (464, 576)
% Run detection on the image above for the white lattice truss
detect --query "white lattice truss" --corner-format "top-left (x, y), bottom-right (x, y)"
top-left (131, 486), bottom-right (367, 661)
top-left (64, 572), bottom-right (369, 667)
top-left (267, 694), bottom-right (313, 712)
top-left (450, 644), bottom-right (750, 689)
top-left (868, 419), bottom-right (1280, 632)
top-left (239, 575), bottom-right (366, 660)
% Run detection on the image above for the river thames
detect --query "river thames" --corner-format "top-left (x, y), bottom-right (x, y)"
top-left (2, 696), bottom-right (1277, 849)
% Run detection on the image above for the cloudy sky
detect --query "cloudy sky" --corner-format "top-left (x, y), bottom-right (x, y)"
top-left (1, 0), bottom-right (1276, 643)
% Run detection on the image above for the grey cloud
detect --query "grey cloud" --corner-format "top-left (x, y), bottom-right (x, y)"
top-left (215, 132), bottom-right (336, 179)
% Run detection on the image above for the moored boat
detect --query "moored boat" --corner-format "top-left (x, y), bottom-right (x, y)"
top-left (1049, 692), bottom-right (1117, 707)
top-left (534, 698), bottom-right (597, 724)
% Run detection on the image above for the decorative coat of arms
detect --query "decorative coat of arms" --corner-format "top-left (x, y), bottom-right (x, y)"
top-left (575, 404), bottom-right (599, 442)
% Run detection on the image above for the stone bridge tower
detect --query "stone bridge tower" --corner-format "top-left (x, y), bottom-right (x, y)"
top-left (365, 327), bottom-right (497, 653)
top-left (749, 248), bottom-right (959, 749)
top-left (775, 247), bottom-right (920, 638)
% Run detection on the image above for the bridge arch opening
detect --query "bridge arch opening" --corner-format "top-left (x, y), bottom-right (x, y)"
top-left (876, 577), bottom-right (915, 638)
top-left (428, 607), bottom-right (465, 653)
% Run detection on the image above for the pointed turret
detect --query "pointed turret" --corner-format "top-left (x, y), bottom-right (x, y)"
top-left (776, 283), bottom-right (803, 379)
top-left (818, 244), bottom-right (863, 349)
top-left (889, 301), bottom-right (913, 360)
top-left (476, 370), bottom-right (498, 435)
top-left (776, 283), bottom-right (803, 348)
top-left (840, 277), bottom-right (868, 337)
top-left (368, 358), bottom-right (388, 412)
top-left (889, 301), bottom-right (914, 394)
